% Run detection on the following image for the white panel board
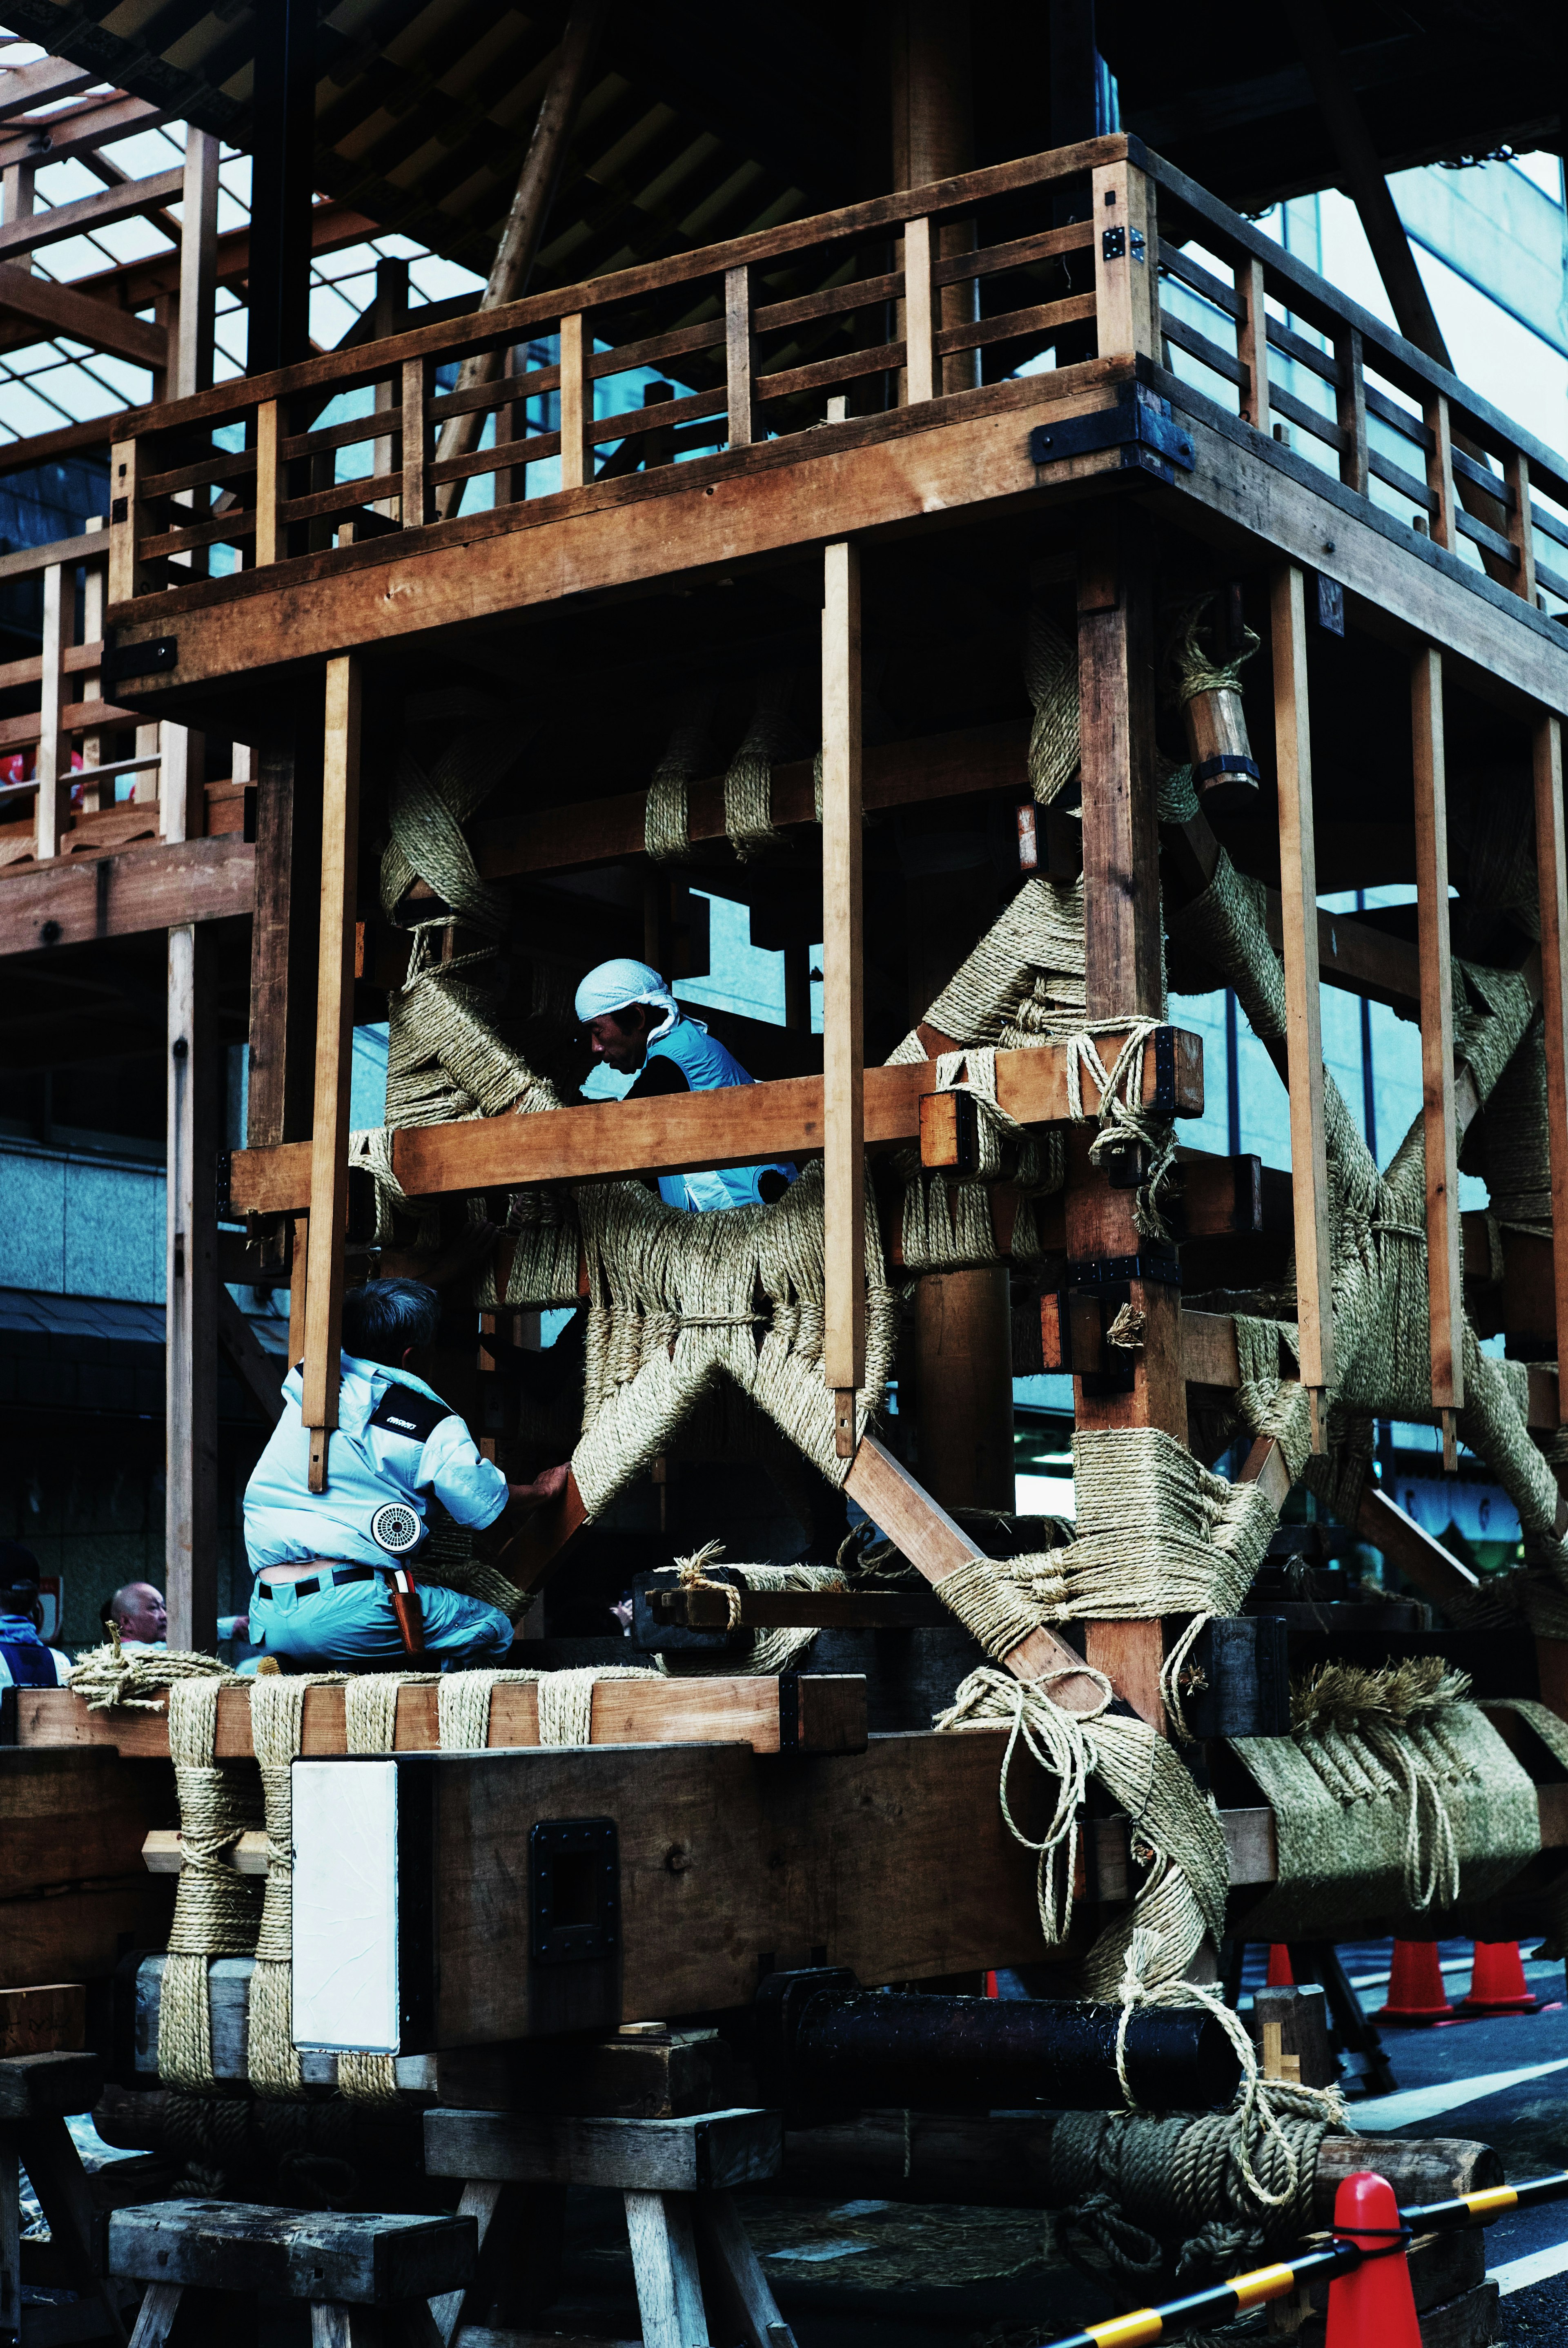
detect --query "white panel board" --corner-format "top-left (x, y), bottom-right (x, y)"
top-left (291, 1757), bottom-right (400, 2052)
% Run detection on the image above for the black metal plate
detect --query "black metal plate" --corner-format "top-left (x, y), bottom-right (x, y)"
top-left (529, 1816), bottom-right (619, 1964)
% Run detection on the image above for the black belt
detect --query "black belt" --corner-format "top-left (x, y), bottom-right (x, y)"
top-left (256, 1563), bottom-right (381, 1604)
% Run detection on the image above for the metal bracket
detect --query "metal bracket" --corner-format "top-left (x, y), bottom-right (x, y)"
top-left (1066, 1251), bottom-right (1181, 1289)
top-left (1100, 224), bottom-right (1145, 264)
top-left (100, 633), bottom-right (178, 685)
top-left (214, 1152), bottom-right (232, 1220)
top-left (1193, 753), bottom-right (1261, 791)
top-left (1029, 384), bottom-right (1194, 482)
top-left (529, 1817), bottom-right (619, 1964)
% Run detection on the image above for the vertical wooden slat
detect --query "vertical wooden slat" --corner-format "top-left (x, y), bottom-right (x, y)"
top-left (175, 127), bottom-right (220, 399)
top-left (132, 721), bottom-right (160, 807)
top-left (1236, 254), bottom-right (1270, 438)
top-left (159, 722), bottom-right (204, 845)
top-left (165, 921), bottom-right (219, 1652)
top-left (1334, 326), bottom-right (1369, 495)
top-left (821, 539), bottom-right (864, 1454)
top-left (1090, 155), bottom-right (1157, 363)
top-left (724, 264), bottom-right (754, 446)
top-left (247, 725), bottom-right (322, 1153)
top-left (1534, 712), bottom-right (1568, 1424)
top-left (254, 399), bottom-right (281, 565)
top-left (903, 216), bottom-right (935, 404)
top-left (1506, 451), bottom-right (1537, 604)
top-left (1272, 562), bottom-right (1334, 1449)
top-left (401, 359), bottom-right (428, 528)
top-left (1412, 644), bottom-right (1462, 1463)
top-left (78, 520), bottom-right (106, 809)
top-left (559, 312), bottom-right (588, 490)
top-left (1424, 390), bottom-right (1455, 550)
top-left (108, 437), bottom-right (142, 604)
top-left (33, 560), bottom-right (64, 862)
top-left (302, 656), bottom-right (363, 1493)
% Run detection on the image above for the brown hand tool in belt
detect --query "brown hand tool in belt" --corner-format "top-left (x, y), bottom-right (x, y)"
top-left (388, 1569), bottom-right (425, 1654)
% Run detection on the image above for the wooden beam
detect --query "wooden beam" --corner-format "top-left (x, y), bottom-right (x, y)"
top-left (301, 659), bottom-right (361, 1492)
top-left (244, 730), bottom-right (318, 1146)
top-left (1412, 644), bottom-right (1462, 1460)
top-left (0, 834), bottom-right (252, 957)
top-left (1535, 713), bottom-right (1568, 1428)
top-left (822, 540), bottom-right (864, 1449)
top-left (0, 168), bottom-right (185, 262)
top-left (0, 58), bottom-right (98, 122)
top-left (175, 132), bottom-right (219, 401)
top-left (1272, 562), bottom-right (1334, 1449)
top-left (165, 924), bottom-right (220, 1652)
top-left (226, 1024), bottom-right (1204, 1214)
top-left (1354, 1485), bottom-right (1480, 1611)
top-left (32, 560), bottom-right (63, 865)
top-left (843, 1435), bottom-right (1114, 1714)
top-left (1236, 254), bottom-right (1270, 438)
top-left (0, 262), bottom-right (165, 368)
top-left (0, 93), bottom-right (176, 172)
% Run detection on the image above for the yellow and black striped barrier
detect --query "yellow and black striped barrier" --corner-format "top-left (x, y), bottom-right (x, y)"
top-left (1039, 2167), bottom-right (1568, 2348)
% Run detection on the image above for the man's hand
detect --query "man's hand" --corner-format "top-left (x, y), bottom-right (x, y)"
top-left (507, 1463), bottom-right (571, 1512)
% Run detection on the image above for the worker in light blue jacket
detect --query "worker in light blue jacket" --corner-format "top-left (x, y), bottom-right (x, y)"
top-left (243, 1279), bottom-right (568, 1670)
top-left (575, 957), bottom-right (796, 1211)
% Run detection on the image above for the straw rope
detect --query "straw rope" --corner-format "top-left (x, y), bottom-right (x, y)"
top-left (157, 1679), bottom-right (265, 2095)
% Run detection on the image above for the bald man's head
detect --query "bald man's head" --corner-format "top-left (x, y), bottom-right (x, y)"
top-left (109, 1583), bottom-right (166, 1643)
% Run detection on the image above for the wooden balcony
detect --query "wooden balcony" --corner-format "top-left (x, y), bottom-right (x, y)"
top-left (91, 133), bottom-right (1568, 725)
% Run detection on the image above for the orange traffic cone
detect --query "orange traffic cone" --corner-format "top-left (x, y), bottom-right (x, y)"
top-left (1265, 1944), bottom-right (1294, 1987)
top-left (984, 1970), bottom-right (999, 1998)
top-left (1461, 1942), bottom-right (1537, 2015)
top-left (1376, 1940), bottom-right (1453, 2025)
top-left (1325, 2169), bottom-right (1420, 2348)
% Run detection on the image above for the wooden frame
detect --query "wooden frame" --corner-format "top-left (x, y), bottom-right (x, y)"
top-left (821, 540), bottom-right (864, 1448)
top-left (1412, 644), bottom-right (1463, 1460)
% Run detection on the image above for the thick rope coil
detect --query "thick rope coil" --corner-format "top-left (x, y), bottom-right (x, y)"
top-left (378, 722), bottom-right (521, 935)
top-left (723, 673), bottom-right (793, 861)
top-left (247, 1673), bottom-right (348, 2098)
top-left (653, 1542), bottom-right (848, 1677)
top-left (68, 1630), bottom-right (230, 1712)
top-left (158, 1679), bottom-right (265, 2096)
top-left (1163, 592), bottom-right (1261, 707)
top-left (645, 690), bottom-right (716, 864)
top-left (1024, 602), bottom-right (1080, 807)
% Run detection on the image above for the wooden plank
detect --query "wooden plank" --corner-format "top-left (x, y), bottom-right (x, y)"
top-left (1354, 1486), bottom-right (1480, 1611)
top-left (1506, 452), bottom-right (1537, 604)
top-left (0, 2053), bottom-right (103, 2123)
top-left (842, 1434), bottom-right (1113, 1713)
top-left (559, 312), bottom-right (588, 491)
top-left (724, 265), bottom-right (753, 447)
top-left (32, 559), bottom-right (63, 864)
top-left (423, 2110), bottom-right (780, 2193)
top-left (903, 215), bottom-right (935, 404)
top-left (1236, 254), bottom-right (1270, 438)
top-left (302, 656), bottom-right (361, 1492)
top-left (821, 540), bottom-right (864, 1447)
top-left (0, 260), bottom-right (165, 367)
top-left (402, 358), bottom-right (429, 528)
top-left (226, 1026), bottom-right (1204, 1213)
top-left (0, 830), bottom-right (251, 956)
top-left (1425, 390), bottom-right (1457, 552)
top-left (12, 1675), bottom-right (864, 1760)
top-left (105, 2203), bottom-right (474, 2305)
top-left (0, 169), bottom-right (187, 263)
top-left (1272, 563), bottom-right (1334, 1445)
top-left (657, 1587), bottom-right (942, 1630)
top-left (245, 727), bottom-right (317, 1146)
top-left (1536, 712), bottom-right (1568, 1424)
top-left (254, 398), bottom-right (281, 567)
top-left (0, 1878), bottom-right (175, 1989)
top-left (693, 2189), bottom-right (793, 2348)
top-left (624, 2192), bottom-right (707, 2348)
top-left (1078, 507), bottom-right (1161, 1018)
top-left (1412, 645), bottom-right (1463, 1455)
top-left (164, 922), bottom-right (220, 1652)
top-left (0, 1985), bottom-right (85, 2058)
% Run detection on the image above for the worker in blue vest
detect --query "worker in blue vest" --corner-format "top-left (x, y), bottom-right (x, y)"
top-left (575, 957), bottom-right (796, 1210)
top-left (0, 1544), bottom-right (70, 1688)
top-left (243, 1278), bottom-right (568, 1671)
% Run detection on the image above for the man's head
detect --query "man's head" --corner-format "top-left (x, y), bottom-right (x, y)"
top-left (0, 1539), bottom-right (42, 1628)
top-left (341, 1278), bottom-right (440, 1370)
top-left (575, 958), bottom-right (677, 1074)
top-left (109, 1582), bottom-right (166, 1643)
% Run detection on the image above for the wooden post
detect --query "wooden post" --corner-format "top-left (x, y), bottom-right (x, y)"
top-left (175, 129), bottom-right (219, 399)
top-left (1236, 254), bottom-right (1270, 437)
top-left (903, 216), bottom-right (935, 404)
top-left (1424, 390), bottom-right (1455, 551)
top-left (166, 922), bottom-right (220, 1650)
top-left (1534, 713), bottom-right (1568, 1424)
top-left (254, 399), bottom-right (281, 566)
top-left (400, 360), bottom-right (428, 529)
top-left (1412, 644), bottom-right (1462, 1463)
top-left (1074, 506), bottom-right (1180, 1728)
top-left (888, 0), bottom-right (977, 394)
top-left (159, 721), bottom-right (204, 846)
top-left (108, 437), bottom-right (142, 604)
top-left (1272, 562), bottom-right (1334, 1451)
top-left (78, 521), bottom-right (106, 808)
top-left (1334, 325), bottom-right (1369, 496)
top-left (821, 540), bottom-right (864, 1455)
top-left (1090, 153), bottom-right (1158, 364)
top-left (1506, 451), bottom-right (1537, 604)
top-left (370, 256), bottom-right (408, 517)
top-left (302, 658), bottom-right (363, 1493)
top-left (559, 312), bottom-right (588, 490)
top-left (33, 559), bottom-right (64, 862)
top-left (724, 264), bottom-right (754, 446)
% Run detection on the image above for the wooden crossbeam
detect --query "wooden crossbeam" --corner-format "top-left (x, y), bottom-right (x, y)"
top-left (225, 1026), bottom-right (1205, 1215)
top-left (0, 167), bottom-right (185, 261)
top-left (0, 261), bottom-right (165, 368)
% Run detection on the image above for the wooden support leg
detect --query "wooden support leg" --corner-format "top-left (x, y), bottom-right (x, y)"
top-left (693, 2189), bottom-right (798, 2348)
top-left (821, 541), bottom-right (864, 1456)
top-left (128, 2283), bottom-right (185, 2347)
top-left (303, 656), bottom-right (363, 1493)
top-left (1073, 511), bottom-right (1180, 1731)
top-left (165, 919), bottom-right (220, 1656)
top-left (19, 2113), bottom-right (128, 2344)
top-left (428, 2179), bottom-right (565, 2345)
top-left (908, 1268), bottom-right (1015, 1510)
top-left (311, 2309), bottom-right (386, 2348)
top-left (624, 2189), bottom-right (709, 2348)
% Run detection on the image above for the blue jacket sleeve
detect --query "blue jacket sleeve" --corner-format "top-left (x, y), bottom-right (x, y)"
top-left (420, 1419), bottom-right (511, 1530)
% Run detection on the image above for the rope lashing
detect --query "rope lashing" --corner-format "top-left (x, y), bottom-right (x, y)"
top-left (378, 722), bottom-right (521, 936)
top-left (723, 673), bottom-right (794, 861)
top-left (1024, 602), bottom-right (1080, 808)
top-left (247, 1672), bottom-right (348, 2098)
top-left (652, 1541), bottom-right (849, 1677)
top-left (68, 1628), bottom-right (230, 1712)
top-left (1063, 1019), bottom-right (1177, 1243)
top-left (157, 1678), bottom-right (265, 2096)
top-left (645, 688), bottom-right (717, 864)
top-left (1163, 590), bottom-right (1261, 709)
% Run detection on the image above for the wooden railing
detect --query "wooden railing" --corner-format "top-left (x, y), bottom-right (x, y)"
top-left (100, 132), bottom-right (1568, 621)
top-left (0, 523), bottom-right (246, 869)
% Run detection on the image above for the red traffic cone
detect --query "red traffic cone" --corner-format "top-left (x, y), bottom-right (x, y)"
top-left (1265, 1943), bottom-right (1294, 1987)
top-left (1376, 1940), bottom-right (1453, 2025)
top-left (1461, 1941), bottom-right (1538, 2015)
top-left (1325, 2170), bottom-right (1420, 2348)
top-left (984, 1971), bottom-right (999, 1998)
